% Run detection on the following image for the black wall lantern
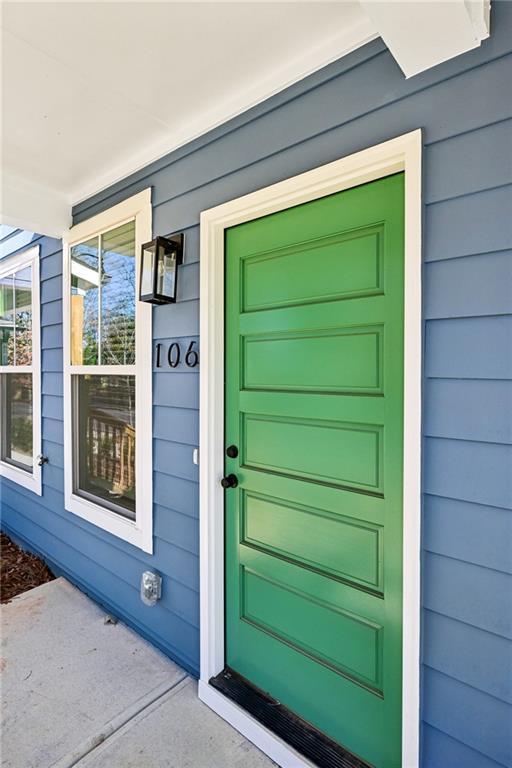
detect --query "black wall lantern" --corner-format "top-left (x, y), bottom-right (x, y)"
top-left (139, 234), bottom-right (184, 304)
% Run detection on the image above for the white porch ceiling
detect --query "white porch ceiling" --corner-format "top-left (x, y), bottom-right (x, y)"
top-left (0, 1), bottom-right (490, 237)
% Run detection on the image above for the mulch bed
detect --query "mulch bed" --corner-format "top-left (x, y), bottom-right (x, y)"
top-left (0, 532), bottom-right (55, 603)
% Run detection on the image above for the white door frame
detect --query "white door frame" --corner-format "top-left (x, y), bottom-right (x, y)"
top-left (198, 130), bottom-right (423, 768)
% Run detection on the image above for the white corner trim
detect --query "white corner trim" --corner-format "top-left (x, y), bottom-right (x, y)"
top-left (199, 130), bottom-right (422, 768)
top-left (62, 188), bottom-right (153, 553)
top-left (0, 245), bottom-right (42, 496)
top-left (361, 0), bottom-right (491, 78)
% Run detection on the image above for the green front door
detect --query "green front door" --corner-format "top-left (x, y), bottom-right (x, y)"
top-left (224, 173), bottom-right (405, 768)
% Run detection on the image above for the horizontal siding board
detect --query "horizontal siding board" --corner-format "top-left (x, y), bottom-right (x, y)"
top-left (41, 323), bottom-right (63, 350)
top-left (38, 237), bottom-right (61, 258)
top-left (423, 610), bottom-right (512, 703)
top-left (41, 462), bottom-right (64, 491)
top-left (151, 111), bottom-right (512, 223)
top-left (423, 552), bottom-right (512, 639)
top-left (171, 261), bottom-right (199, 302)
top-left (154, 505), bottom-right (199, 554)
top-left (153, 299), bottom-right (199, 339)
top-left (42, 372), bottom-right (63, 397)
top-left (424, 379), bottom-right (512, 444)
top-left (42, 347), bottom-right (63, 372)
top-left (154, 440), bottom-right (199, 482)
top-left (40, 250), bottom-right (62, 281)
top-left (41, 299), bottom-right (63, 328)
top-left (41, 274), bottom-right (62, 304)
top-left (424, 250), bottom-right (512, 319)
top-left (423, 494), bottom-right (512, 574)
top-left (425, 184), bottom-right (512, 261)
top-left (425, 316), bottom-right (512, 379)
top-left (41, 438), bottom-right (64, 468)
top-left (153, 473), bottom-right (198, 518)
top-left (153, 538), bottom-right (199, 594)
top-left (153, 406), bottom-right (199, 446)
top-left (153, 371), bottom-right (199, 409)
top-left (422, 724), bottom-right (508, 768)
top-left (422, 667), bottom-right (512, 766)
top-left (43, 416), bottom-right (64, 445)
top-left (425, 119), bottom-right (512, 203)
top-left (424, 437), bottom-right (512, 509)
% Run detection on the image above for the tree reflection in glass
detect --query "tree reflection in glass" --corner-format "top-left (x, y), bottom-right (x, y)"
top-left (70, 221), bottom-right (135, 366)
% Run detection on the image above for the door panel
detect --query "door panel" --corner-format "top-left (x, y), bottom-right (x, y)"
top-left (224, 173), bottom-right (404, 768)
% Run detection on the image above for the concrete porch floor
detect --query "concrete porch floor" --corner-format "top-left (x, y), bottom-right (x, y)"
top-left (0, 577), bottom-right (276, 768)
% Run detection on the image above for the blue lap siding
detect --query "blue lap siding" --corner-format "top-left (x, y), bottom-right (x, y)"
top-left (1, 2), bottom-right (512, 764)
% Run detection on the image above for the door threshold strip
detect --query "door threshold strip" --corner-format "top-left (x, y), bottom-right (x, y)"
top-left (209, 668), bottom-right (373, 768)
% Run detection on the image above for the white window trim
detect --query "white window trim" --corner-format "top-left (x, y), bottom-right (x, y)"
top-left (62, 189), bottom-right (153, 553)
top-left (199, 130), bottom-right (422, 768)
top-left (0, 245), bottom-right (42, 496)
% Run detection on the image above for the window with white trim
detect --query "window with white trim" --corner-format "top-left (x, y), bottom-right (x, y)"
top-left (63, 190), bottom-right (153, 553)
top-left (0, 246), bottom-right (42, 495)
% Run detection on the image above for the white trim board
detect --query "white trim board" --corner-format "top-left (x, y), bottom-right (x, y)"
top-left (62, 188), bottom-right (153, 553)
top-left (0, 245), bottom-right (42, 496)
top-left (199, 130), bottom-right (423, 768)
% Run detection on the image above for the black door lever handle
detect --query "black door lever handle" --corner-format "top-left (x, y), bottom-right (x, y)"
top-left (221, 474), bottom-right (238, 489)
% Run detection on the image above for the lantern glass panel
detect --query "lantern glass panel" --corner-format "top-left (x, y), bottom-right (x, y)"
top-left (141, 244), bottom-right (155, 297)
top-left (157, 247), bottom-right (177, 299)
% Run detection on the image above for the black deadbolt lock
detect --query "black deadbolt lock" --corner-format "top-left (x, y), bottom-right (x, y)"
top-left (226, 445), bottom-right (238, 459)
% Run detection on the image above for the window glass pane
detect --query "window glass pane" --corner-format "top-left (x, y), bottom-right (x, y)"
top-left (0, 273), bottom-right (14, 365)
top-left (1, 373), bottom-right (33, 470)
top-left (71, 237), bottom-right (100, 365)
top-left (100, 221), bottom-right (136, 365)
top-left (70, 223), bottom-right (136, 367)
top-left (140, 243), bottom-right (154, 297)
top-left (14, 267), bottom-right (32, 365)
top-left (74, 374), bottom-right (135, 518)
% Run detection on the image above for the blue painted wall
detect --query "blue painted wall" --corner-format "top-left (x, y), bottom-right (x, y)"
top-left (1, 2), bottom-right (511, 765)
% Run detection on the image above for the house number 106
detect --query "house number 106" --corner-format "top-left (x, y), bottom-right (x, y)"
top-left (155, 341), bottom-right (199, 369)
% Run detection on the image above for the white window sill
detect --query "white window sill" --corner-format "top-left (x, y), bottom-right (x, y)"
top-left (0, 461), bottom-right (42, 496)
top-left (65, 491), bottom-right (153, 553)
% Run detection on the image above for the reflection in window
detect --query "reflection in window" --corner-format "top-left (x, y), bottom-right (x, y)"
top-left (14, 267), bottom-right (32, 365)
top-left (71, 236), bottom-right (99, 365)
top-left (73, 375), bottom-right (136, 518)
top-left (0, 267), bottom-right (32, 365)
top-left (1, 373), bottom-right (33, 470)
top-left (70, 221), bottom-right (135, 365)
